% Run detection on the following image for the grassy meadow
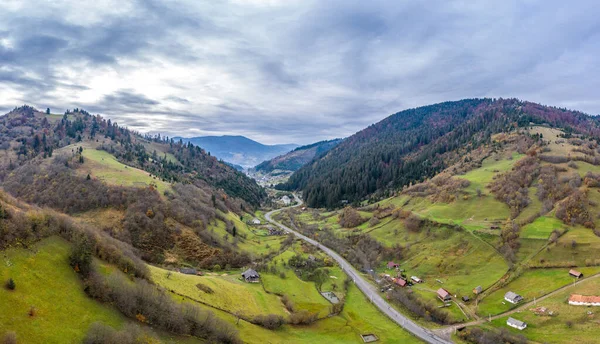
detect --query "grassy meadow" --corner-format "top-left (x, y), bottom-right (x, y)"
top-left (0, 237), bottom-right (125, 343)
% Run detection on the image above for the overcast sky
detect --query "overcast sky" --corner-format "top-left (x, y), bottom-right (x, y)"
top-left (1, 0), bottom-right (599, 144)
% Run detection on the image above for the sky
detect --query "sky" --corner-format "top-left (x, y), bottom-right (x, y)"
top-left (1, 0), bottom-right (599, 145)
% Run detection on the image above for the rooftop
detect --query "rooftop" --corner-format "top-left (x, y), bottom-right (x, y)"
top-left (569, 294), bottom-right (600, 304)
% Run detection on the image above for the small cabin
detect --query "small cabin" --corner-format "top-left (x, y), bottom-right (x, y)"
top-left (473, 286), bottom-right (482, 294)
top-left (569, 269), bottom-right (583, 279)
top-left (504, 291), bottom-right (524, 304)
top-left (507, 317), bottom-right (527, 330)
top-left (242, 268), bottom-right (260, 283)
top-left (437, 288), bottom-right (452, 302)
top-left (410, 276), bottom-right (422, 283)
top-left (387, 261), bottom-right (399, 269)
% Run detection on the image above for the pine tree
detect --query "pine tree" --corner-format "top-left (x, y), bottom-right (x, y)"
top-left (6, 278), bottom-right (15, 290)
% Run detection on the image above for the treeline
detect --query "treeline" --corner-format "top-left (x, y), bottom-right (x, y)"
top-left (388, 288), bottom-right (458, 325)
top-left (84, 268), bottom-right (240, 343)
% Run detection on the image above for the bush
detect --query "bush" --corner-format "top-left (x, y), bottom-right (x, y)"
top-left (288, 310), bottom-right (318, 325)
top-left (2, 332), bottom-right (17, 344)
top-left (5, 278), bottom-right (15, 291)
top-left (252, 314), bottom-right (285, 330)
top-left (196, 283), bottom-right (214, 294)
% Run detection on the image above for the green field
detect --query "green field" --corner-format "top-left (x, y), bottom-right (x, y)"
top-left (184, 283), bottom-right (420, 344)
top-left (149, 265), bottom-right (287, 318)
top-left (520, 216), bottom-right (564, 239)
top-left (477, 267), bottom-right (600, 316)
top-left (79, 148), bottom-right (172, 193)
top-left (0, 237), bottom-right (125, 343)
top-left (392, 226), bottom-right (508, 304)
top-left (487, 275), bottom-right (600, 344)
top-left (458, 152), bottom-right (524, 193)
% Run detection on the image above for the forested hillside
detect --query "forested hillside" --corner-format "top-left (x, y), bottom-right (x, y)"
top-left (0, 106), bottom-right (267, 267)
top-left (0, 106), bottom-right (265, 206)
top-left (254, 138), bottom-right (342, 173)
top-left (281, 99), bottom-right (600, 208)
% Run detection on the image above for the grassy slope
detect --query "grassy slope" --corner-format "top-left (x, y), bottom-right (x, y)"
top-left (179, 281), bottom-right (420, 344)
top-left (477, 267), bottom-right (600, 316)
top-left (487, 275), bottom-right (600, 344)
top-left (0, 237), bottom-right (125, 343)
top-left (80, 148), bottom-right (172, 193)
top-left (150, 265), bottom-right (287, 318)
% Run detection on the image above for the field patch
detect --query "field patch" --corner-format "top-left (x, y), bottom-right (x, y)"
top-left (149, 265), bottom-right (286, 318)
top-left (79, 148), bottom-right (172, 193)
top-left (477, 267), bottom-right (600, 317)
top-left (488, 275), bottom-right (600, 344)
top-left (0, 237), bottom-right (124, 344)
top-left (521, 216), bottom-right (564, 239)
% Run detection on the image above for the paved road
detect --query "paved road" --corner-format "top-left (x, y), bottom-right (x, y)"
top-left (265, 194), bottom-right (452, 344)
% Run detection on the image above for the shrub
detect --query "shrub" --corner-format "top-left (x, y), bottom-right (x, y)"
top-left (252, 314), bottom-right (285, 330)
top-left (288, 310), bottom-right (318, 325)
top-left (2, 332), bottom-right (17, 344)
top-left (5, 278), bottom-right (15, 291)
top-left (338, 207), bottom-right (366, 228)
top-left (29, 306), bottom-right (36, 317)
top-left (196, 283), bottom-right (214, 294)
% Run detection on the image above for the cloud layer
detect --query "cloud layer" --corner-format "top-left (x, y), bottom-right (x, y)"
top-left (1, 0), bottom-right (599, 144)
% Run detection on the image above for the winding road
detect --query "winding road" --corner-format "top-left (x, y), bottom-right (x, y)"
top-left (265, 194), bottom-right (452, 344)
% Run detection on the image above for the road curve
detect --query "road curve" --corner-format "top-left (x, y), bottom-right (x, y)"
top-left (265, 194), bottom-right (452, 344)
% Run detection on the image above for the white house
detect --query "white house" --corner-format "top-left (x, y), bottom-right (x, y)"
top-left (569, 294), bottom-right (600, 306)
top-left (251, 218), bottom-right (261, 225)
top-left (281, 195), bottom-right (291, 205)
top-left (410, 276), bottom-right (422, 283)
top-left (504, 291), bottom-right (524, 304)
top-left (507, 317), bottom-right (527, 330)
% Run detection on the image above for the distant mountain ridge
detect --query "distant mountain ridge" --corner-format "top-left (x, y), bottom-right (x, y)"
top-left (254, 138), bottom-right (342, 172)
top-left (174, 135), bottom-right (298, 168)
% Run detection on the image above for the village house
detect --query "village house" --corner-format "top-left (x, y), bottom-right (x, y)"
top-left (569, 269), bottom-right (583, 279)
top-left (568, 294), bottom-right (600, 306)
top-left (473, 286), bottom-right (482, 295)
top-left (507, 317), bottom-right (527, 330)
top-left (504, 291), bottom-right (524, 304)
top-left (267, 226), bottom-right (283, 235)
top-left (437, 288), bottom-right (452, 302)
top-left (392, 277), bottom-right (407, 287)
top-left (179, 268), bottom-right (198, 275)
top-left (281, 195), bottom-right (291, 205)
top-left (462, 296), bottom-right (470, 302)
top-left (242, 268), bottom-right (260, 283)
top-left (251, 218), bottom-right (261, 225)
top-left (387, 261), bottom-right (400, 269)
top-left (411, 276), bottom-right (422, 283)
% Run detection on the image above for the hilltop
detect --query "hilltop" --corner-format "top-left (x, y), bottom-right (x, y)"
top-left (281, 98), bottom-right (600, 208)
top-left (175, 135), bottom-right (298, 169)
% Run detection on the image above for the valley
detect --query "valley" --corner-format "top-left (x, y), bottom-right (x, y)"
top-left (3, 101), bottom-right (600, 344)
